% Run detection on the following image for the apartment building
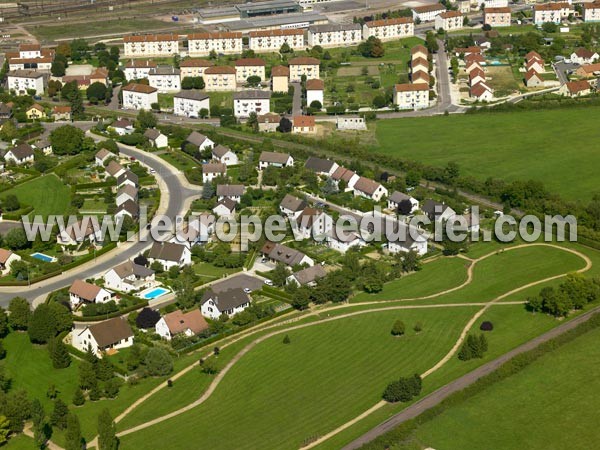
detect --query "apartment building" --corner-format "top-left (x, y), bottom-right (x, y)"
top-left (271, 65), bottom-right (290, 93)
top-left (393, 83), bottom-right (429, 110)
top-left (435, 10), bottom-right (464, 31)
top-left (122, 83), bottom-right (158, 110)
top-left (233, 90), bottom-right (271, 118)
top-left (234, 58), bottom-right (267, 83)
top-left (484, 7), bottom-right (512, 27)
top-left (289, 57), bottom-right (320, 82)
top-left (203, 66), bottom-right (237, 91)
top-left (307, 23), bottom-right (363, 48)
top-left (7, 70), bottom-right (45, 95)
top-left (584, 1), bottom-right (600, 22)
top-left (179, 59), bottom-right (214, 78)
top-left (148, 66), bottom-right (181, 93)
top-left (174, 91), bottom-right (210, 118)
top-left (362, 17), bottom-right (415, 41)
top-left (124, 60), bottom-right (157, 81)
top-left (187, 32), bottom-right (243, 57)
top-left (123, 33), bottom-right (179, 57)
top-left (248, 29), bottom-right (305, 53)
top-left (533, 2), bottom-right (570, 24)
top-left (7, 43), bottom-right (54, 71)
top-left (412, 4), bottom-right (447, 22)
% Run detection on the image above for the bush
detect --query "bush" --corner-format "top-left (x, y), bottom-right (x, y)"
top-left (458, 334), bottom-right (488, 361)
top-left (382, 374), bottom-right (422, 403)
top-left (480, 321), bottom-right (493, 331)
top-left (391, 320), bottom-right (405, 336)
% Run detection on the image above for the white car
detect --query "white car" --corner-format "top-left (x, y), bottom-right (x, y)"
top-left (243, 288), bottom-right (252, 294)
top-left (264, 279), bottom-right (273, 286)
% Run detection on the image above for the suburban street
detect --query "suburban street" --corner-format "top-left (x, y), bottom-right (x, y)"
top-left (0, 138), bottom-right (199, 305)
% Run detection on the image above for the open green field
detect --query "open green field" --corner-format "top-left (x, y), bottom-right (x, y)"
top-left (119, 307), bottom-right (479, 450)
top-left (28, 18), bottom-right (171, 42)
top-left (351, 257), bottom-right (469, 302)
top-left (409, 323), bottom-right (600, 450)
top-left (6, 434), bottom-right (36, 449)
top-left (374, 107), bottom-right (600, 200)
top-left (1, 174), bottom-right (71, 218)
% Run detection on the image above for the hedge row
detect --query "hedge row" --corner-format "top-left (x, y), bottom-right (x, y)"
top-left (357, 311), bottom-right (600, 450)
top-left (0, 269), bottom-right (62, 286)
top-left (262, 285), bottom-right (292, 299)
top-left (2, 205), bottom-right (34, 221)
top-left (73, 180), bottom-right (116, 191)
top-left (72, 300), bottom-right (149, 322)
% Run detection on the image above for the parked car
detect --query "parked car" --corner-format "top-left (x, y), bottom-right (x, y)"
top-left (264, 279), bottom-right (273, 286)
top-left (243, 288), bottom-right (252, 294)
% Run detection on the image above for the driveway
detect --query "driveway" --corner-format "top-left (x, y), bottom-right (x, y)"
top-left (291, 82), bottom-right (303, 117)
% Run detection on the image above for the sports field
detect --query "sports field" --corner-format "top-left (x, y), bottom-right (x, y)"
top-left (375, 107), bottom-right (600, 200)
top-left (410, 324), bottom-right (600, 450)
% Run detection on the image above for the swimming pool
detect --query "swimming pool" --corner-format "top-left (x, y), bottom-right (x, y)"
top-left (31, 252), bottom-right (57, 263)
top-left (141, 287), bottom-right (170, 300)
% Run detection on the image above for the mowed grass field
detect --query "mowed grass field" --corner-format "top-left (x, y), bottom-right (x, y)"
top-left (119, 307), bottom-right (479, 450)
top-left (374, 107), bottom-right (600, 200)
top-left (1, 174), bottom-right (71, 219)
top-left (409, 324), bottom-right (600, 450)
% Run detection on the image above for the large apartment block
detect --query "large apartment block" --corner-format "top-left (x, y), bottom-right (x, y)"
top-left (234, 58), bottom-right (267, 83)
top-left (412, 4), bottom-right (447, 22)
top-left (174, 91), bottom-right (210, 118)
top-left (122, 83), bottom-right (158, 110)
top-left (393, 83), bottom-right (429, 110)
top-left (435, 10), bottom-right (464, 31)
top-left (362, 17), bottom-right (414, 41)
top-left (7, 70), bottom-right (45, 95)
top-left (7, 43), bottom-right (54, 71)
top-left (148, 66), bottom-right (181, 93)
top-left (584, 1), bottom-right (600, 22)
top-left (288, 57), bottom-right (320, 82)
top-left (187, 32), bottom-right (243, 56)
top-left (124, 60), bottom-right (157, 81)
top-left (248, 29), bottom-right (305, 53)
top-left (533, 2), bottom-right (570, 24)
top-left (203, 66), bottom-right (237, 91)
top-left (484, 7), bottom-right (512, 27)
top-left (179, 59), bottom-right (214, 78)
top-left (123, 33), bottom-right (179, 58)
top-left (307, 23), bottom-right (363, 48)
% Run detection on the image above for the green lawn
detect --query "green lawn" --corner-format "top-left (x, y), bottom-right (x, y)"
top-left (119, 307), bottom-right (479, 450)
top-left (193, 261), bottom-right (241, 280)
top-left (374, 107), bottom-right (600, 200)
top-left (351, 256), bottom-right (470, 302)
top-left (410, 324), bottom-right (600, 450)
top-left (1, 174), bottom-right (71, 219)
top-left (6, 434), bottom-right (36, 449)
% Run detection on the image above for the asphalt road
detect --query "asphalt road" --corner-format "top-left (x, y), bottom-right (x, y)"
top-left (342, 304), bottom-right (600, 450)
top-left (0, 142), bottom-right (196, 305)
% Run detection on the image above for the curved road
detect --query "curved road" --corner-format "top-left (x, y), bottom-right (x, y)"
top-left (0, 143), bottom-right (198, 306)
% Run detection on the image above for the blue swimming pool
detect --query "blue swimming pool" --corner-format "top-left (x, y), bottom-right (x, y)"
top-left (142, 287), bottom-right (170, 300)
top-left (31, 252), bottom-right (57, 263)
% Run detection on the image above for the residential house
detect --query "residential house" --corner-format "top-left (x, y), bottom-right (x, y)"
top-left (103, 260), bottom-right (155, 293)
top-left (295, 207), bottom-right (333, 239)
top-left (57, 217), bottom-right (103, 247)
top-left (388, 191), bottom-right (419, 215)
top-left (7, 43), bottom-right (54, 71)
top-left (258, 151), bottom-right (294, 169)
top-left (52, 105), bottom-right (72, 121)
top-left (155, 309), bottom-right (208, 340)
top-left (174, 90), bottom-right (210, 118)
top-left (203, 66), bottom-right (237, 91)
top-left (95, 148), bottom-right (113, 166)
top-left (144, 128), bottom-right (168, 148)
top-left (123, 33), bottom-right (179, 57)
top-left (393, 83), bottom-right (430, 110)
top-left (362, 17), bottom-right (414, 41)
top-left (286, 264), bottom-right (327, 287)
top-left (353, 177), bottom-right (389, 202)
top-left (469, 67), bottom-right (486, 86)
top-left (570, 48), bottom-right (599, 65)
top-left (481, 0), bottom-right (508, 7)
top-left (124, 59), bottom-right (157, 81)
top-left (559, 80), bottom-right (592, 97)
top-left (279, 194), bottom-right (308, 218)
top-left (68, 279), bottom-right (112, 309)
top-left (412, 4), bottom-right (447, 22)
top-left (216, 184), bottom-right (244, 202)
top-left (526, 57), bottom-right (545, 74)
top-left (292, 115), bottom-right (316, 134)
top-left (326, 227), bottom-right (367, 253)
top-left (105, 161), bottom-right (125, 179)
top-left (306, 78), bottom-right (324, 108)
top-left (110, 118), bottom-right (134, 136)
top-left (202, 162), bottom-right (227, 183)
top-left (308, 23), bottom-right (362, 47)
top-left (148, 66), bottom-right (181, 93)
top-left (336, 116), bottom-right (367, 131)
top-left (331, 166), bottom-right (360, 190)
top-left (73, 318), bottom-right (134, 357)
top-left (271, 65), bottom-right (290, 93)
top-left (0, 103), bottom-right (13, 120)
top-left (304, 156), bottom-right (339, 177)
top-left (575, 62), bottom-right (600, 78)
top-left (465, 60), bottom-right (483, 74)
top-left (26, 103), bottom-right (45, 120)
top-left (173, 212), bottom-right (216, 246)
top-left (470, 82), bottom-right (494, 101)
top-left (212, 145), bottom-right (238, 166)
top-left (412, 70), bottom-right (430, 85)
top-left (122, 83), bottom-right (158, 110)
top-left (533, 2), bottom-right (570, 25)
top-left (34, 138), bottom-right (52, 155)
top-left (186, 131), bottom-right (214, 151)
top-left (0, 249), bottom-right (21, 275)
top-left (411, 44), bottom-right (428, 61)
top-left (289, 57), bottom-right (320, 82)
top-left (234, 58), bottom-right (266, 84)
top-left (200, 288), bottom-right (251, 319)
top-left (584, 1), bottom-right (600, 22)
top-left (435, 10), bottom-right (464, 31)
top-left (212, 198), bottom-right (237, 217)
top-left (179, 58), bottom-right (214, 79)
top-left (421, 199), bottom-right (457, 222)
top-left (4, 143), bottom-right (34, 165)
top-left (115, 200), bottom-right (140, 222)
top-left (147, 241), bottom-right (192, 270)
top-left (117, 170), bottom-right (139, 189)
top-left (187, 32), bottom-right (243, 57)
top-left (388, 231), bottom-right (428, 256)
top-left (233, 90), bottom-right (271, 118)
top-left (248, 29), bottom-right (305, 53)
top-left (258, 113), bottom-right (281, 132)
top-left (484, 7), bottom-right (511, 27)
top-left (7, 70), bottom-right (45, 95)
top-left (260, 241), bottom-right (315, 267)
top-left (116, 185), bottom-right (138, 207)
top-left (524, 70), bottom-right (544, 87)
top-left (411, 56), bottom-right (429, 74)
